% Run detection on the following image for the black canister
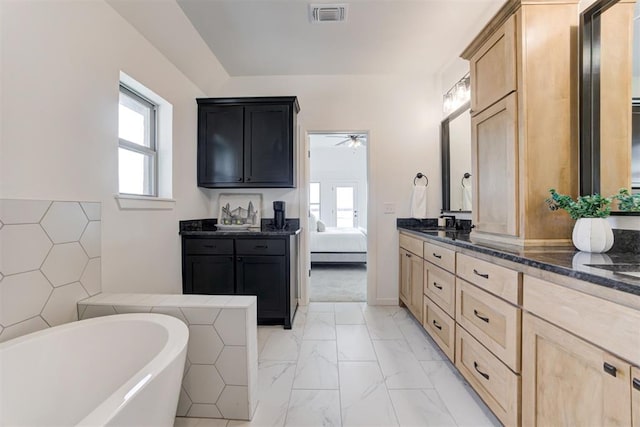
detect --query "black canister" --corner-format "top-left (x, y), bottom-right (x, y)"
top-left (273, 201), bottom-right (286, 230)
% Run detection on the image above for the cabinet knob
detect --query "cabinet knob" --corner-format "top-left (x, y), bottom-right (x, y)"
top-left (246, 177), bottom-right (252, 182)
top-left (237, 177), bottom-right (242, 182)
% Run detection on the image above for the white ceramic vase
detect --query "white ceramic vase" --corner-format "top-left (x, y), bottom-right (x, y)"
top-left (572, 218), bottom-right (614, 253)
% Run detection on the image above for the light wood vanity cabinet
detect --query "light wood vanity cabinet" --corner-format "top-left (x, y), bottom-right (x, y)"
top-left (399, 233), bottom-right (424, 321)
top-left (522, 275), bottom-right (640, 426)
top-left (462, 0), bottom-right (579, 246)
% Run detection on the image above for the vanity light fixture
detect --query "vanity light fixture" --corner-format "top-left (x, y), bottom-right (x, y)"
top-left (443, 73), bottom-right (471, 115)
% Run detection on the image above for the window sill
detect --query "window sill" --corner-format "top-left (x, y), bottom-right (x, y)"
top-left (115, 194), bottom-right (175, 210)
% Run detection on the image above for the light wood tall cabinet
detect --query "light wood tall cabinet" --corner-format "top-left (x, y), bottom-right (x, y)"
top-left (462, 0), bottom-right (579, 246)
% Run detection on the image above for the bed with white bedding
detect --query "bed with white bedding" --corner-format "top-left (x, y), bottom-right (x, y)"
top-left (310, 227), bottom-right (367, 263)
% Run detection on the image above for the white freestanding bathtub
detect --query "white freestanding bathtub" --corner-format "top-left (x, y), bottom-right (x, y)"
top-left (0, 313), bottom-right (188, 427)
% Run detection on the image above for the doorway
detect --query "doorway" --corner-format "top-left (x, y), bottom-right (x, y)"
top-left (307, 133), bottom-right (368, 302)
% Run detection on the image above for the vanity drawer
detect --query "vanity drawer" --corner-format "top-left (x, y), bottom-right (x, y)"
top-left (236, 239), bottom-right (285, 256)
top-left (423, 296), bottom-right (455, 362)
top-left (423, 242), bottom-right (455, 273)
top-left (456, 279), bottom-right (521, 372)
top-left (399, 232), bottom-right (424, 257)
top-left (184, 238), bottom-right (234, 255)
top-left (456, 325), bottom-right (520, 427)
top-left (424, 263), bottom-right (456, 317)
top-left (456, 252), bottom-right (521, 304)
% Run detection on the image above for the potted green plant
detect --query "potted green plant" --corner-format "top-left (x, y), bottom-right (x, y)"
top-left (546, 189), bottom-right (613, 253)
top-left (613, 188), bottom-right (640, 212)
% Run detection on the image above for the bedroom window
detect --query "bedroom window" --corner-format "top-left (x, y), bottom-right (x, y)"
top-left (310, 182), bottom-right (321, 219)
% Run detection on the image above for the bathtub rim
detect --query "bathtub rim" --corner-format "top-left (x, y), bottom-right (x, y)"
top-left (0, 313), bottom-right (189, 426)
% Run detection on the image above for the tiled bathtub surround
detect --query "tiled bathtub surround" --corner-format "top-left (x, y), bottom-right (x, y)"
top-left (78, 293), bottom-right (258, 420)
top-left (0, 199), bottom-right (101, 342)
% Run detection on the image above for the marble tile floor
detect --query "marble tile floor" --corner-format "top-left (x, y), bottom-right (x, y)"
top-left (175, 302), bottom-right (501, 427)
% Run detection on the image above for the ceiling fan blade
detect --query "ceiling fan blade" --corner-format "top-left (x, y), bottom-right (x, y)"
top-left (327, 135), bottom-right (350, 138)
top-left (335, 139), bottom-right (350, 145)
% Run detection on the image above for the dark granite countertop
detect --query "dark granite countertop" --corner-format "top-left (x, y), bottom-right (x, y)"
top-left (180, 218), bottom-right (301, 236)
top-left (398, 226), bottom-right (640, 297)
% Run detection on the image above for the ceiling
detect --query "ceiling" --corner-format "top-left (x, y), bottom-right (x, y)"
top-left (176, 0), bottom-right (505, 77)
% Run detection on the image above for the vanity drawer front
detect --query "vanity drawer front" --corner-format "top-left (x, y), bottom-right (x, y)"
top-left (456, 253), bottom-right (520, 304)
top-left (399, 232), bottom-right (424, 257)
top-left (423, 242), bottom-right (455, 273)
top-left (470, 14), bottom-right (517, 114)
top-left (184, 238), bottom-right (234, 255)
top-left (424, 263), bottom-right (456, 317)
top-left (423, 296), bottom-right (455, 362)
top-left (456, 325), bottom-right (520, 427)
top-left (236, 239), bottom-right (285, 256)
top-left (456, 279), bottom-right (521, 372)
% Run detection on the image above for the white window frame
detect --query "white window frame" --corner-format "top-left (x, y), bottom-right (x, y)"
top-left (115, 71), bottom-right (174, 210)
top-left (118, 84), bottom-right (158, 197)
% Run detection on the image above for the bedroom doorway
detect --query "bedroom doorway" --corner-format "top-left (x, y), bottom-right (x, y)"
top-left (308, 132), bottom-right (368, 302)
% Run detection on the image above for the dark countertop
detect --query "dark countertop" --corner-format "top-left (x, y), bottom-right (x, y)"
top-left (398, 227), bottom-right (640, 297)
top-left (180, 218), bottom-right (301, 236)
top-left (181, 229), bottom-right (301, 237)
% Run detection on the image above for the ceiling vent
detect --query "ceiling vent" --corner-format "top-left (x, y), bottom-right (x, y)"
top-left (309, 4), bottom-right (348, 23)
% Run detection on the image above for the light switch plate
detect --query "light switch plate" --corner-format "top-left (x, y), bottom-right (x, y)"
top-left (383, 203), bottom-right (395, 214)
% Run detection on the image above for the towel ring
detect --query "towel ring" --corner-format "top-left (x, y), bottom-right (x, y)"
top-left (414, 172), bottom-right (429, 187)
top-left (461, 172), bottom-right (471, 188)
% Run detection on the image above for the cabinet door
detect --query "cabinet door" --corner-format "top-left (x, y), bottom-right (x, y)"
top-left (244, 105), bottom-right (293, 186)
top-left (471, 92), bottom-right (518, 237)
top-left (522, 313), bottom-right (632, 427)
top-left (408, 253), bottom-right (424, 321)
top-left (183, 255), bottom-right (235, 295)
top-left (236, 255), bottom-right (287, 320)
top-left (399, 248), bottom-right (411, 306)
top-left (633, 366), bottom-right (640, 427)
top-left (198, 105), bottom-right (244, 186)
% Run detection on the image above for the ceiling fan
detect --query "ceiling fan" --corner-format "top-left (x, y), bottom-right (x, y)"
top-left (328, 134), bottom-right (367, 148)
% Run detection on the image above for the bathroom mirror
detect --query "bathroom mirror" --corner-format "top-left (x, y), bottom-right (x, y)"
top-left (580, 0), bottom-right (640, 205)
top-left (441, 102), bottom-right (472, 213)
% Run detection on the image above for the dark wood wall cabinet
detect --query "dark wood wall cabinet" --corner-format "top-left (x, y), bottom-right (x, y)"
top-left (182, 234), bottom-right (299, 329)
top-left (197, 97), bottom-right (300, 188)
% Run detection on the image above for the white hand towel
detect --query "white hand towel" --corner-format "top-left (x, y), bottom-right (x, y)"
top-left (410, 186), bottom-right (428, 219)
top-left (462, 185), bottom-right (472, 211)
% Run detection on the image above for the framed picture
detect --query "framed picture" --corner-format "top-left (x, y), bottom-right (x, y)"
top-left (217, 193), bottom-right (262, 229)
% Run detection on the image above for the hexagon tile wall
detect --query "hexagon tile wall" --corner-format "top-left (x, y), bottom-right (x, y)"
top-left (0, 199), bottom-right (101, 342)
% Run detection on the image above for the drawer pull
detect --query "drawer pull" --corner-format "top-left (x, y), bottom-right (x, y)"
top-left (255, 245), bottom-right (268, 249)
top-left (203, 245), bottom-right (217, 249)
top-left (473, 269), bottom-right (489, 279)
top-left (603, 362), bottom-right (617, 377)
top-left (433, 282), bottom-right (443, 290)
top-left (474, 361), bottom-right (490, 380)
top-left (473, 309), bottom-right (490, 323)
top-left (633, 378), bottom-right (640, 391)
top-left (432, 320), bottom-right (442, 330)
top-left (432, 253), bottom-right (442, 259)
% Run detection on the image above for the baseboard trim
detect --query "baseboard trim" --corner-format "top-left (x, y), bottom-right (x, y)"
top-left (372, 297), bottom-right (400, 306)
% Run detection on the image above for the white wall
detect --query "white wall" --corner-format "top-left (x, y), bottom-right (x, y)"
top-left (309, 139), bottom-right (368, 229)
top-left (0, 0), bottom-right (226, 294)
top-left (212, 75), bottom-right (442, 304)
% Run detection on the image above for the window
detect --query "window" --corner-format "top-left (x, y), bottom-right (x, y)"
top-left (336, 185), bottom-right (355, 228)
top-left (310, 182), bottom-right (321, 219)
top-left (118, 85), bottom-right (157, 196)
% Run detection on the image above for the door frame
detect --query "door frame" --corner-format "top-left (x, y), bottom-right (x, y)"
top-left (301, 130), bottom-right (375, 306)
